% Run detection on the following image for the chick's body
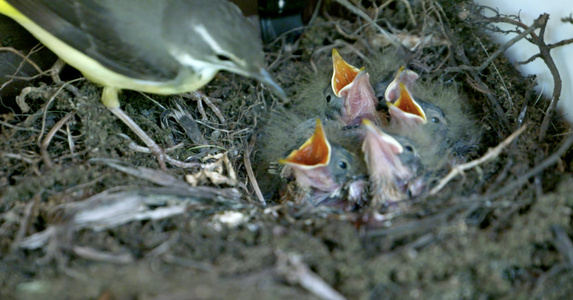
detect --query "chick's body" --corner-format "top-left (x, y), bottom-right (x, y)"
top-left (258, 48), bottom-right (482, 208)
top-left (369, 58), bottom-right (481, 163)
top-left (362, 120), bottom-right (424, 204)
top-left (255, 113), bottom-right (367, 206)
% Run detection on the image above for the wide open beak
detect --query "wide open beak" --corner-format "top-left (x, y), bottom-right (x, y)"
top-left (384, 67), bottom-right (419, 103)
top-left (279, 119), bottom-right (336, 190)
top-left (388, 83), bottom-right (427, 127)
top-left (361, 119), bottom-right (413, 200)
top-left (339, 70), bottom-right (380, 125)
top-left (362, 119), bottom-right (404, 175)
top-left (331, 49), bottom-right (362, 97)
top-left (279, 118), bottom-right (331, 168)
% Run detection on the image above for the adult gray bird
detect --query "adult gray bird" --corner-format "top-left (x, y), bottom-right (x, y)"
top-left (0, 0), bottom-right (285, 169)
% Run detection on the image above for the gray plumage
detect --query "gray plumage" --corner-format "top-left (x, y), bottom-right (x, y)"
top-left (6, 0), bottom-right (265, 83)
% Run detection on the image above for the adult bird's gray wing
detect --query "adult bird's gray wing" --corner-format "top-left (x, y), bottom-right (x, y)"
top-left (5, 0), bottom-right (180, 81)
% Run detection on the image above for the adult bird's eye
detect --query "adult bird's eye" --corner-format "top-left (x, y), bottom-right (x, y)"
top-left (338, 161), bottom-right (348, 169)
top-left (432, 117), bottom-right (440, 123)
top-left (216, 54), bottom-right (231, 62)
top-left (326, 95), bottom-right (332, 103)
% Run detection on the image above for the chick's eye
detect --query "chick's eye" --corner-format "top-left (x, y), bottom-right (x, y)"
top-left (338, 161), bottom-right (348, 169)
top-left (326, 95), bottom-right (332, 103)
top-left (404, 145), bottom-right (414, 153)
top-left (432, 117), bottom-right (440, 123)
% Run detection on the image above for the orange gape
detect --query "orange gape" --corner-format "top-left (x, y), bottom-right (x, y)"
top-left (280, 119), bottom-right (331, 167)
top-left (331, 49), bottom-right (361, 97)
top-left (394, 83), bottom-right (426, 122)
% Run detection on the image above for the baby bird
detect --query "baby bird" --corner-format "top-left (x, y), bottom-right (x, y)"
top-left (323, 49), bottom-right (451, 141)
top-left (255, 112), bottom-right (367, 207)
top-left (331, 49), bottom-right (362, 99)
top-left (374, 61), bottom-right (483, 164)
top-left (324, 50), bottom-right (386, 126)
top-left (382, 67), bottom-right (420, 103)
top-left (338, 69), bottom-right (383, 126)
top-left (278, 118), bottom-right (368, 206)
top-left (361, 119), bottom-right (425, 205)
top-left (290, 48), bottom-right (362, 121)
top-left (383, 67), bottom-right (450, 142)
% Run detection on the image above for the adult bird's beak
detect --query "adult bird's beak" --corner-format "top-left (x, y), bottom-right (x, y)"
top-left (279, 119), bottom-right (336, 190)
top-left (339, 70), bottom-right (380, 126)
top-left (331, 49), bottom-right (362, 97)
top-left (388, 83), bottom-right (427, 125)
top-left (384, 67), bottom-right (419, 103)
top-left (255, 68), bottom-right (288, 101)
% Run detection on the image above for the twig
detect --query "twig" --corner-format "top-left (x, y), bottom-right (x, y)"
top-left (472, 13), bottom-right (562, 141)
top-left (0, 46), bottom-right (45, 92)
top-left (275, 251), bottom-right (346, 300)
top-left (37, 78), bottom-right (83, 147)
top-left (486, 133), bottom-right (573, 200)
top-left (162, 254), bottom-right (212, 271)
top-left (244, 136), bottom-right (266, 205)
top-left (520, 38), bottom-right (573, 64)
top-left (334, 0), bottom-right (402, 48)
top-left (532, 263), bottom-right (570, 297)
top-left (40, 111), bottom-right (75, 169)
top-left (474, 35), bottom-right (514, 108)
top-left (429, 125), bottom-right (527, 195)
top-left (306, 0), bottom-right (323, 27)
top-left (534, 14), bottom-right (562, 141)
top-left (72, 246), bottom-right (133, 264)
top-left (400, 0), bottom-right (417, 26)
top-left (367, 202), bottom-right (467, 237)
top-left (1, 152), bottom-right (36, 164)
top-left (445, 15), bottom-right (541, 73)
top-left (145, 232), bottom-right (180, 258)
top-left (440, 17), bottom-right (511, 132)
top-left (551, 225), bottom-right (573, 267)
top-left (10, 197), bottom-right (38, 253)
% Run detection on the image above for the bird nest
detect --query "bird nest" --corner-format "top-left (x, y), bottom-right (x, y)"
top-left (1, 0), bottom-right (572, 299)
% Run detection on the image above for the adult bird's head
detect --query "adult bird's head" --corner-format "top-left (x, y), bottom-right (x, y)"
top-left (161, 0), bottom-right (287, 99)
